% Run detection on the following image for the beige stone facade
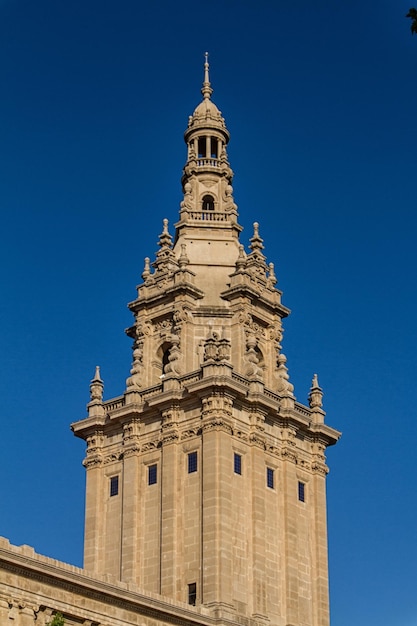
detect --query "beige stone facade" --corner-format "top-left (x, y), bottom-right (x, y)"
top-left (0, 57), bottom-right (340, 626)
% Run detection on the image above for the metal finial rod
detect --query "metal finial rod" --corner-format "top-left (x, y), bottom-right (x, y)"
top-left (202, 51), bottom-right (213, 99)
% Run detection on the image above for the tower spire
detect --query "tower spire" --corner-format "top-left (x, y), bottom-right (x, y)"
top-left (201, 51), bottom-right (213, 100)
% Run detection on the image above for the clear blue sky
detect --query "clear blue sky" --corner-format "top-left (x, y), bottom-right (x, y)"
top-left (0, 2), bottom-right (416, 625)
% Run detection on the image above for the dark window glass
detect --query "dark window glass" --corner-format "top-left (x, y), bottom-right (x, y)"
top-left (210, 137), bottom-right (218, 158)
top-left (162, 349), bottom-right (170, 374)
top-left (198, 138), bottom-right (206, 158)
top-left (110, 475), bottom-right (119, 497)
top-left (267, 467), bottom-right (274, 489)
top-left (188, 451), bottom-right (198, 473)
top-left (298, 481), bottom-right (305, 502)
top-left (202, 195), bottom-right (215, 211)
top-left (234, 453), bottom-right (242, 475)
top-left (188, 582), bottom-right (197, 606)
top-left (148, 464), bottom-right (157, 485)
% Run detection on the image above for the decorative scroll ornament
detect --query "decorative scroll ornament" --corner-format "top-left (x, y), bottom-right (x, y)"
top-left (164, 337), bottom-right (182, 376)
top-left (244, 333), bottom-right (263, 379)
top-left (126, 339), bottom-right (144, 389)
top-left (275, 353), bottom-right (294, 395)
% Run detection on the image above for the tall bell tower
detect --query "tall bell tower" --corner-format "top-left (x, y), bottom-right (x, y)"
top-left (72, 56), bottom-right (340, 626)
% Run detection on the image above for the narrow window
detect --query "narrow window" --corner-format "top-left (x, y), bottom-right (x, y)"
top-left (188, 451), bottom-right (198, 473)
top-left (267, 467), bottom-right (274, 489)
top-left (198, 138), bottom-right (206, 158)
top-left (162, 348), bottom-right (170, 374)
top-left (148, 464), bottom-right (157, 485)
top-left (298, 481), bottom-right (305, 502)
top-left (234, 453), bottom-right (242, 475)
top-left (202, 194), bottom-right (215, 211)
top-left (110, 475), bottom-right (119, 497)
top-left (210, 137), bottom-right (218, 158)
top-left (188, 582), bottom-right (197, 606)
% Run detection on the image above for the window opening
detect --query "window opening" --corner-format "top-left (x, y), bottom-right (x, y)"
top-left (210, 137), bottom-right (218, 158)
top-left (298, 481), bottom-right (305, 502)
top-left (162, 348), bottom-right (170, 374)
top-left (148, 464), bottom-right (157, 485)
top-left (267, 467), bottom-right (274, 489)
top-left (198, 138), bottom-right (206, 158)
top-left (110, 475), bottom-right (119, 497)
top-left (188, 582), bottom-right (197, 606)
top-left (234, 453), bottom-right (242, 475)
top-left (202, 195), bottom-right (215, 211)
top-left (188, 451), bottom-right (198, 473)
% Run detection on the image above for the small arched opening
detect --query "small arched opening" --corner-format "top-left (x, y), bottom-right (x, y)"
top-left (202, 195), bottom-right (215, 211)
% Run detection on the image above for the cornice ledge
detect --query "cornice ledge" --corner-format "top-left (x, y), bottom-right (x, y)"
top-left (71, 414), bottom-right (106, 436)
top-left (186, 375), bottom-right (248, 399)
top-left (146, 388), bottom-right (184, 409)
top-left (129, 283), bottom-right (204, 311)
top-left (310, 423), bottom-right (342, 446)
top-left (221, 285), bottom-right (290, 317)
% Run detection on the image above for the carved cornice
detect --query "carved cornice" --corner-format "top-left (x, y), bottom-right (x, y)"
top-left (280, 448), bottom-right (298, 464)
top-left (201, 418), bottom-right (233, 435)
top-left (82, 456), bottom-right (103, 469)
top-left (249, 431), bottom-right (266, 449)
top-left (311, 462), bottom-right (329, 476)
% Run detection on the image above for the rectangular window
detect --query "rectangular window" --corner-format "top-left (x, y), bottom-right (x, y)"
top-left (267, 467), bottom-right (274, 489)
top-left (298, 481), bottom-right (305, 502)
top-left (198, 137), bottom-right (206, 158)
top-left (110, 475), bottom-right (119, 497)
top-left (148, 464), bottom-right (157, 485)
top-left (234, 453), bottom-right (242, 475)
top-left (188, 451), bottom-right (198, 473)
top-left (188, 582), bottom-right (197, 606)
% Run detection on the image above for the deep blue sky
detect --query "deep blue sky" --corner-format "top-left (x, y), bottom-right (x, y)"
top-left (1, 2), bottom-right (416, 625)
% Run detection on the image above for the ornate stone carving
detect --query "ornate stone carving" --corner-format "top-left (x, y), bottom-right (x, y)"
top-left (89, 366), bottom-right (104, 402)
top-left (141, 440), bottom-right (160, 452)
top-left (244, 333), bottom-right (263, 379)
top-left (122, 420), bottom-right (141, 456)
top-left (152, 219), bottom-right (178, 278)
top-left (311, 462), bottom-right (329, 476)
top-left (203, 331), bottom-right (231, 362)
top-left (180, 428), bottom-right (199, 440)
top-left (155, 318), bottom-right (172, 335)
top-left (126, 338), bottom-right (144, 389)
top-left (104, 452), bottom-right (121, 465)
top-left (281, 448), bottom-right (298, 464)
top-left (308, 373), bottom-right (323, 409)
top-left (164, 337), bottom-right (182, 376)
top-left (201, 393), bottom-right (233, 417)
top-left (249, 431), bottom-right (266, 449)
top-left (201, 418), bottom-right (233, 435)
top-left (161, 406), bottom-right (180, 443)
top-left (274, 353), bottom-right (294, 396)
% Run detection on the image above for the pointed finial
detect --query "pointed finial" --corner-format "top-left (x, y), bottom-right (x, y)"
top-left (93, 365), bottom-right (102, 382)
top-left (201, 51), bottom-right (213, 100)
top-left (249, 221), bottom-right (265, 252)
top-left (90, 366), bottom-right (104, 402)
top-left (308, 373), bottom-right (323, 409)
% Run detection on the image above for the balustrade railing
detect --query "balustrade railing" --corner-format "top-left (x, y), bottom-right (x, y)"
top-left (197, 158), bottom-right (220, 167)
top-left (189, 210), bottom-right (228, 222)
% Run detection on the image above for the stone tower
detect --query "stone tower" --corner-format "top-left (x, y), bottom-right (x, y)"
top-left (72, 56), bottom-right (340, 626)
